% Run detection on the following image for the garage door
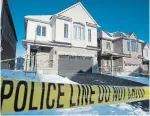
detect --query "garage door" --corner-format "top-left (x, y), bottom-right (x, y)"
top-left (58, 55), bottom-right (93, 76)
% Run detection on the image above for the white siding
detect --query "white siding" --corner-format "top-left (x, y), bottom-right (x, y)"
top-left (55, 19), bottom-right (71, 43)
top-left (143, 44), bottom-right (150, 60)
top-left (123, 39), bottom-right (130, 54)
top-left (101, 40), bottom-right (113, 54)
top-left (59, 3), bottom-right (95, 24)
top-left (137, 42), bottom-right (142, 56)
top-left (102, 31), bottom-right (112, 39)
top-left (25, 3), bottom-right (98, 48)
top-left (86, 26), bottom-right (97, 47)
top-left (52, 21), bottom-right (56, 41)
top-left (26, 20), bottom-right (52, 42)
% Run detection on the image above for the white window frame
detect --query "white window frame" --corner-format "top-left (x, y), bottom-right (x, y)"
top-left (64, 23), bottom-right (68, 39)
top-left (88, 29), bottom-right (91, 42)
top-left (131, 39), bottom-right (136, 52)
top-left (106, 41), bottom-right (111, 50)
top-left (73, 22), bottom-right (85, 40)
top-left (127, 40), bottom-right (130, 51)
top-left (42, 26), bottom-right (46, 36)
top-left (36, 25), bottom-right (46, 37)
top-left (36, 25), bottom-right (41, 36)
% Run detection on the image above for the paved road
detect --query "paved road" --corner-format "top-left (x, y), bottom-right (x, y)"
top-left (69, 73), bottom-right (149, 112)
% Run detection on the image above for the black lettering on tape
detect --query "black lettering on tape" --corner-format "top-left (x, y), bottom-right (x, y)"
top-left (89, 85), bottom-right (95, 104)
top-left (40, 82), bottom-right (45, 109)
top-left (120, 87), bottom-right (124, 101)
top-left (112, 87), bottom-right (117, 101)
top-left (131, 88), bottom-right (135, 99)
top-left (14, 81), bottom-right (28, 112)
top-left (104, 86), bottom-right (110, 102)
top-left (46, 83), bottom-right (56, 109)
top-left (70, 84), bottom-right (76, 107)
top-left (142, 88), bottom-right (145, 97)
top-left (123, 87), bottom-right (126, 100)
top-left (57, 84), bottom-right (64, 108)
top-left (135, 88), bottom-right (138, 98)
top-left (98, 86), bottom-right (103, 103)
top-left (128, 88), bottom-right (131, 99)
top-left (118, 87), bottom-right (122, 101)
top-left (77, 85), bottom-right (81, 106)
top-left (81, 85), bottom-right (89, 105)
top-left (1, 80), bottom-right (14, 108)
top-left (137, 88), bottom-right (140, 98)
top-left (81, 85), bottom-right (85, 105)
top-left (85, 85), bottom-right (89, 105)
top-left (29, 82), bottom-right (38, 110)
top-left (141, 88), bottom-right (145, 98)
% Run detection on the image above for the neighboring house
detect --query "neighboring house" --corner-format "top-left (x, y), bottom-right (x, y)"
top-left (1, 0), bottom-right (17, 69)
top-left (142, 42), bottom-right (149, 74)
top-left (97, 31), bottom-right (143, 76)
top-left (22, 2), bottom-right (100, 76)
top-left (16, 57), bottom-right (25, 70)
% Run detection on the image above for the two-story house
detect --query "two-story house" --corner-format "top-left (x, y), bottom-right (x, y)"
top-left (98, 31), bottom-right (143, 76)
top-left (142, 42), bottom-right (149, 74)
top-left (22, 2), bottom-right (100, 76)
top-left (1, 0), bottom-right (18, 69)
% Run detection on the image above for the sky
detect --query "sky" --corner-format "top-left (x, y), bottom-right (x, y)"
top-left (8, 0), bottom-right (149, 57)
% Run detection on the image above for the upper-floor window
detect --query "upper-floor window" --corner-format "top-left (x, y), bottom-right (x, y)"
top-left (73, 23), bottom-right (85, 40)
top-left (131, 40), bottom-right (136, 52)
top-left (88, 29), bottom-right (91, 42)
top-left (36, 25), bottom-right (41, 36)
top-left (42, 26), bottom-right (46, 36)
top-left (36, 25), bottom-right (46, 36)
top-left (106, 42), bottom-right (111, 50)
top-left (127, 40), bottom-right (130, 51)
top-left (64, 24), bottom-right (68, 38)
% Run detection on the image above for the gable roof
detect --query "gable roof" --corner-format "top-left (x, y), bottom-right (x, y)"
top-left (128, 32), bottom-right (139, 40)
top-left (56, 2), bottom-right (100, 27)
top-left (112, 31), bottom-right (128, 38)
top-left (98, 30), bottom-right (146, 43)
top-left (98, 30), bottom-right (115, 40)
top-left (142, 42), bottom-right (150, 49)
top-left (25, 2), bottom-right (100, 27)
top-left (104, 31), bottom-right (113, 37)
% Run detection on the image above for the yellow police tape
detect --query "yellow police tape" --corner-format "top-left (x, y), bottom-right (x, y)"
top-left (1, 78), bottom-right (149, 114)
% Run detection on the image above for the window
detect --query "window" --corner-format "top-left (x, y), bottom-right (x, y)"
top-left (73, 23), bottom-right (85, 40)
top-left (17, 59), bottom-right (20, 63)
top-left (131, 40), bottom-right (136, 52)
top-left (64, 24), bottom-right (68, 38)
top-left (106, 42), bottom-right (111, 50)
top-left (36, 25), bottom-right (41, 36)
top-left (127, 40), bottom-right (130, 51)
top-left (73, 25), bottom-right (77, 39)
top-left (36, 25), bottom-right (46, 36)
top-left (88, 29), bottom-right (91, 42)
top-left (42, 26), bottom-right (46, 36)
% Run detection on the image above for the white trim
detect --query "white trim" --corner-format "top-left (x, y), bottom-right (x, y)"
top-left (56, 2), bottom-right (100, 28)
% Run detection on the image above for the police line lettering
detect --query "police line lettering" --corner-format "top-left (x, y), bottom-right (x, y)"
top-left (1, 78), bottom-right (149, 114)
